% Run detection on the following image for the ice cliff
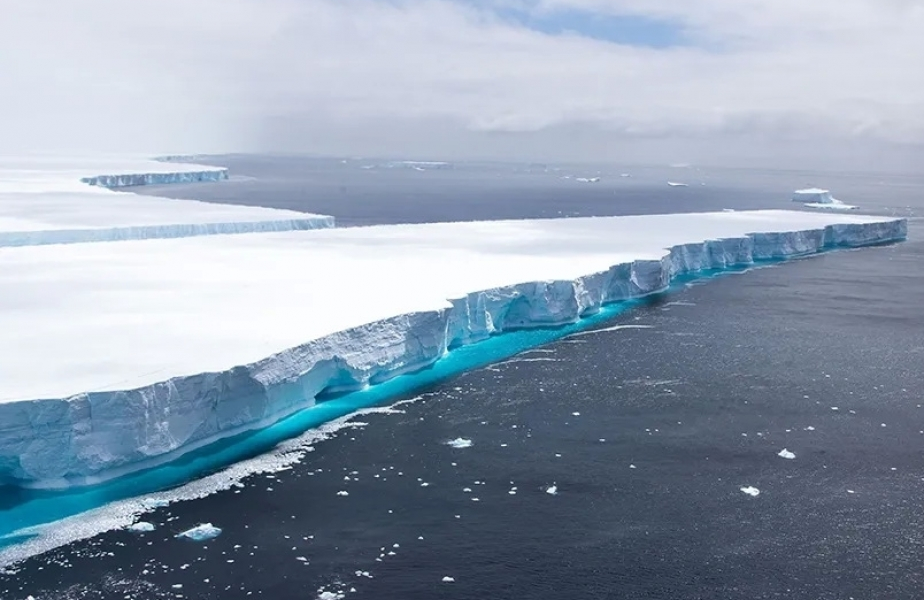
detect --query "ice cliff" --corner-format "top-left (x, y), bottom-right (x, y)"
top-left (0, 218), bottom-right (906, 488)
top-left (81, 169), bottom-right (228, 188)
top-left (0, 216), bottom-right (335, 247)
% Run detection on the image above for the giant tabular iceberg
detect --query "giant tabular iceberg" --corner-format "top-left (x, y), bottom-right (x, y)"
top-left (0, 157), bottom-right (334, 246)
top-left (0, 204), bottom-right (906, 488)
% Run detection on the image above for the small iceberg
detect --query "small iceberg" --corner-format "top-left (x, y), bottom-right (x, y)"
top-left (777, 449), bottom-right (796, 460)
top-left (545, 484), bottom-right (558, 495)
top-left (791, 188), bottom-right (857, 210)
top-left (446, 438), bottom-right (473, 449)
top-left (667, 181), bottom-right (688, 187)
top-left (127, 521), bottom-right (156, 533)
top-left (175, 523), bottom-right (222, 542)
top-left (740, 486), bottom-right (760, 497)
top-left (575, 177), bottom-right (601, 183)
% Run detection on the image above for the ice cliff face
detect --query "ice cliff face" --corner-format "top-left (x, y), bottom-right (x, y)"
top-left (0, 216), bottom-right (336, 247)
top-left (81, 169), bottom-right (228, 188)
top-left (0, 219), bottom-right (906, 488)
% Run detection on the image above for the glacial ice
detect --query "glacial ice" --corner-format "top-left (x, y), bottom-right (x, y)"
top-left (792, 188), bottom-right (858, 210)
top-left (446, 438), bottom-right (474, 449)
top-left (0, 160), bottom-right (908, 489)
top-left (740, 486), bottom-right (760, 497)
top-left (0, 158), bottom-right (333, 246)
top-left (127, 521), bottom-right (156, 532)
top-left (175, 523), bottom-right (222, 541)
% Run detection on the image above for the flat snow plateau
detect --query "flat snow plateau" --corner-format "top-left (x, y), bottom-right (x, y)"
top-left (0, 210), bottom-right (903, 404)
top-left (0, 157), bottom-right (332, 246)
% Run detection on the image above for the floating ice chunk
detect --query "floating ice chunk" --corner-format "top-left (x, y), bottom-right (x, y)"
top-left (141, 498), bottom-right (170, 509)
top-left (545, 485), bottom-right (558, 495)
top-left (575, 177), bottom-right (600, 183)
top-left (442, 576), bottom-right (455, 582)
top-left (337, 491), bottom-right (349, 496)
top-left (176, 523), bottom-right (222, 541)
top-left (446, 438), bottom-right (473, 449)
top-left (792, 188), bottom-right (858, 210)
top-left (740, 486), bottom-right (760, 497)
top-left (318, 592), bottom-right (345, 600)
top-left (667, 181), bottom-right (688, 187)
top-left (777, 449), bottom-right (796, 460)
top-left (127, 521), bottom-right (156, 533)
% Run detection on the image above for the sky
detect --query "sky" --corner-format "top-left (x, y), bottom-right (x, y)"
top-left (1, 0), bottom-right (923, 170)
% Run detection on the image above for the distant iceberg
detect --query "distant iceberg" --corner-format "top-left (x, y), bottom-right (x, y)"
top-left (792, 188), bottom-right (858, 210)
top-left (667, 181), bottom-right (688, 187)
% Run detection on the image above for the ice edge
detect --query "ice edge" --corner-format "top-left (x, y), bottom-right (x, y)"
top-left (80, 169), bottom-right (229, 189)
top-left (0, 218), bottom-right (907, 488)
top-left (1, 164), bottom-right (336, 247)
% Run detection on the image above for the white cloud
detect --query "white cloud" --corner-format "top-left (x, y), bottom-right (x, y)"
top-left (0, 0), bottom-right (921, 168)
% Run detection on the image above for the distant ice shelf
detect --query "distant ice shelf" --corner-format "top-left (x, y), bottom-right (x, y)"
top-left (81, 169), bottom-right (228, 188)
top-left (0, 157), bottom-right (334, 246)
top-left (0, 210), bottom-right (906, 488)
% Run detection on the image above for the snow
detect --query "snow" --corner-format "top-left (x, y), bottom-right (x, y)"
top-left (175, 523), bottom-right (222, 541)
top-left (0, 165), bottom-right (907, 487)
top-left (0, 157), bottom-right (333, 247)
top-left (792, 188), bottom-right (858, 210)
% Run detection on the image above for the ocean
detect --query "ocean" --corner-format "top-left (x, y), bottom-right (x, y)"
top-left (1, 157), bottom-right (922, 599)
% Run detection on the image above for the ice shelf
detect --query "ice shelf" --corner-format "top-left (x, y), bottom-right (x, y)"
top-left (0, 157), bottom-right (334, 246)
top-left (0, 209), bottom-right (906, 487)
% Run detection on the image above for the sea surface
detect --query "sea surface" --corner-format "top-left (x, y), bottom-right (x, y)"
top-left (1, 157), bottom-right (922, 600)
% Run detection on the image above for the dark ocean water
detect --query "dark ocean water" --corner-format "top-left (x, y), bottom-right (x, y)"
top-left (2, 157), bottom-right (922, 600)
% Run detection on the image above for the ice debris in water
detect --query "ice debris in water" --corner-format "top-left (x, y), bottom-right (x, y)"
top-left (127, 521), bottom-right (156, 533)
top-left (176, 523), bottom-right (222, 542)
top-left (442, 576), bottom-right (455, 583)
top-left (740, 486), bottom-right (760, 497)
top-left (446, 438), bottom-right (473, 449)
top-left (546, 484), bottom-right (558, 495)
top-left (778, 449), bottom-right (796, 460)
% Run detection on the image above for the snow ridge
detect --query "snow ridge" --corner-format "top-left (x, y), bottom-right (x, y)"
top-left (0, 218), bottom-right (907, 488)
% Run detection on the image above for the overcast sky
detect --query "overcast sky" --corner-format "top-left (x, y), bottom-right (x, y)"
top-left (2, 0), bottom-right (922, 170)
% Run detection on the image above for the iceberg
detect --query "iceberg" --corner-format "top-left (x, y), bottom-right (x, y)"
top-left (175, 523), bottom-right (222, 541)
top-left (792, 188), bottom-right (858, 210)
top-left (0, 157), bottom-right (333, 246)
top-left (0, 205), bottom-right (906, 488)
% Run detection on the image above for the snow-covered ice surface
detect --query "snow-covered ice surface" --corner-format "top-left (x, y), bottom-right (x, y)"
top-left (792, 188), bottom-right (858, 210)
top-left (0, 157), bottom-right (334, 246)
top-left (0, 209), bottom-right (906, 487)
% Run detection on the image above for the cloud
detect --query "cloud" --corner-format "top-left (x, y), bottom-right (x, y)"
top-left (0, 0), bottom-right (922, 168)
